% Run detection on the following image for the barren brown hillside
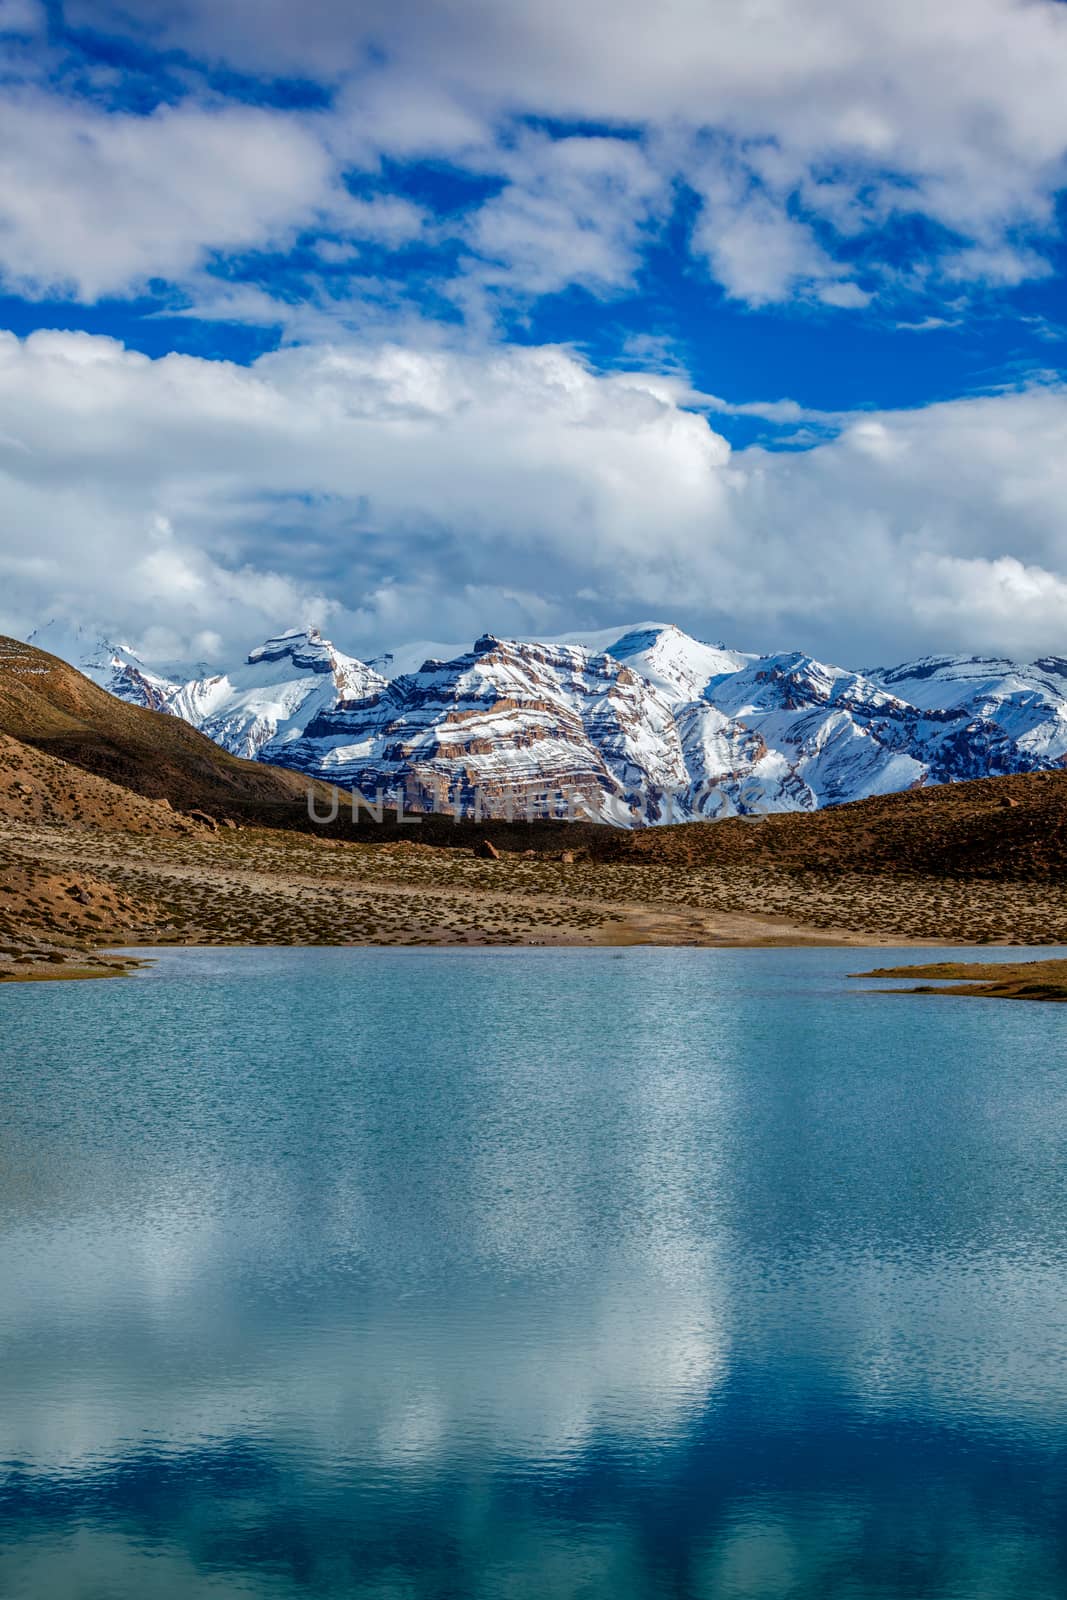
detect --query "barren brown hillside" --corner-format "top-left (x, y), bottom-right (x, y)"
top-left (621, 771), bottom-right (1067, 881)
top-left (0, 635), bottom-right (338, 822)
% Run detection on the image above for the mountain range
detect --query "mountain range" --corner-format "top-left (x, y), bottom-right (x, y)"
top-left (28, 620), bottom-right (1067, 825)
top-left (4, 628), bottom-right (1067, 978)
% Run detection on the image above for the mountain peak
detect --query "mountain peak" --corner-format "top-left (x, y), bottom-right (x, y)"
top-left (246, 627), bottom-right (335, 671)
top-left (605, 624), bottom-right (751, 704)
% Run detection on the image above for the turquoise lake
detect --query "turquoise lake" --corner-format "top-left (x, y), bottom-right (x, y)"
top-left (2, 944), bottom-right (1066, 1599)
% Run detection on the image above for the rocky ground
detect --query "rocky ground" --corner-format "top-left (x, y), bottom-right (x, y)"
top-left (4, 807), bottom-right (1067, 982)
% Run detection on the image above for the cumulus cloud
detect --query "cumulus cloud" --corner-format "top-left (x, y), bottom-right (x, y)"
top-left (1, 328), bottom-right (1065, 665)
top-left (911, 554), bottom-right (1067, 641)
top-left (0, 94), bottom-right (341, 300)
top-left (689, 167), bottom-right (858, 307)
top-left (0, 0), bottom-right (1063, 313)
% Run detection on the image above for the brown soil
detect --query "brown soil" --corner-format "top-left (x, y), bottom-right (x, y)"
top-left (2, 804), bottom-right (1064, 983)
top-left (852, 957), bottom-right (1067, 1001)
top-left (620, 770), bottom-right (1067, 882)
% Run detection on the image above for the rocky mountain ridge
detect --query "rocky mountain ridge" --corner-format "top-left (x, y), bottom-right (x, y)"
top-left (30, 620), bottom-right (1067, 824)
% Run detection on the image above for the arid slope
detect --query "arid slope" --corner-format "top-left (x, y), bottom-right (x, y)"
top-left (0, 636), bottom-right (338, 821)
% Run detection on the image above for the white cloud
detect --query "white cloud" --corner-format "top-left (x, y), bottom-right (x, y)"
top-left (461, 134), bottom-right (666, 303)
top-left (322, 193), bottom-right (429, 248)
top-left (0, 93), bottom-right (341, 300)
top-left (817, 282), bottom-right (872, 309)
top-left (0, 0), bottom-right (1060, 312)
top-left (53, 0), bottom-right (1067, 309)
top-left (894, 316), bottom-right (960, 333)
top-left (843, 419), bottom-right (908, 460)
top-left (912, 553), bottom-right (1067, 638)
top-left (330, 73), bottom-right (489, 163)
top-left (689, 169), bottom-right (857, 306)
top-left (0, 0), bottom-right (44, 33)
top-left (0, 90), bottom-right (425, 305)
top-left (940, 244), bottom-right (1054, 288)
top-left (1, 328), bottom-right (1066, 665)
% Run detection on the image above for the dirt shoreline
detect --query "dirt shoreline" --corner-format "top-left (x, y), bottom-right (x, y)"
top-left (3, 813), bottom-right (1057, 983)
top-left (852, 957), bottom-right (1067, 1002)
top-left (0, 925), bottom-right (946, 984)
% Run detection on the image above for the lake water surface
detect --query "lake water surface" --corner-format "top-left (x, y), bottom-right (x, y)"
top-left (2, 945), bottom-right (1067, 1599)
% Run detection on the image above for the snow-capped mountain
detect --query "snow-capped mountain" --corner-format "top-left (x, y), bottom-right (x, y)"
top-left (26, 620), bottom-right (211, 712)
top-left (155, 631), bottom-right (387, 760)
top-left (34, 625), bottom-right (387, 761)
top-left (869, 656), bottom-right (1067, 768)
top-left (272, 633), bottom-right (689, 824)
top-left (676, 650), bottom-right (1034, 816)
top-left (29, 620), bottom-right (1067, 824)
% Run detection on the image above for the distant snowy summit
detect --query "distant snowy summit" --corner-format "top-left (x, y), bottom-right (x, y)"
top-left (28, 620), bottom-right (1067, 825)
top-left (30, 623), bottom-right (387, 761)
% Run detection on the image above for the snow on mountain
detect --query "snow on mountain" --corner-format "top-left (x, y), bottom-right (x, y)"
top-left (29, 619), bottom-right (1067, 823)
top-left (870, 655), bottom-right (1067, 767)
top-left (31, 623), bottom-right (387, 760)
top-left (28, 618), bottom-right (149, 682)
top-left (281, 633), bottom-right (1065, 821)
top-left (678, 649), bottom-right (1066, 815)
top-left (159, 630), bottom-right (387, 760)
top-left (679, 654), bottom-right (930, 815)
top-left (366, 639), bottom-right (469, 680)
top-left (604, 624), bottom-right (752, 705)
top-left (26, 620), bottom-right (190, 712)
top-left (269, 634), bottom-right (689, 824)
top-left (378, 620), bottom-right (736, 688)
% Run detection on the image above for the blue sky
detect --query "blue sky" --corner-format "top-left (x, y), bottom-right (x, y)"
top-left (1, 0), bottom-right (1067, 666)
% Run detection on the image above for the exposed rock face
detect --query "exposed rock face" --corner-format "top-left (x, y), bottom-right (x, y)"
top-left (275, 633), bottom-right (1067, 823)
top-left (869, 655), bottom-right (1067, 768)
top-left (35, 625), bottom-right (386, 762)
top-left (38, 620), bottom-right (1067, 826)
top-left (272, 635), bottom-right (690, 824)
